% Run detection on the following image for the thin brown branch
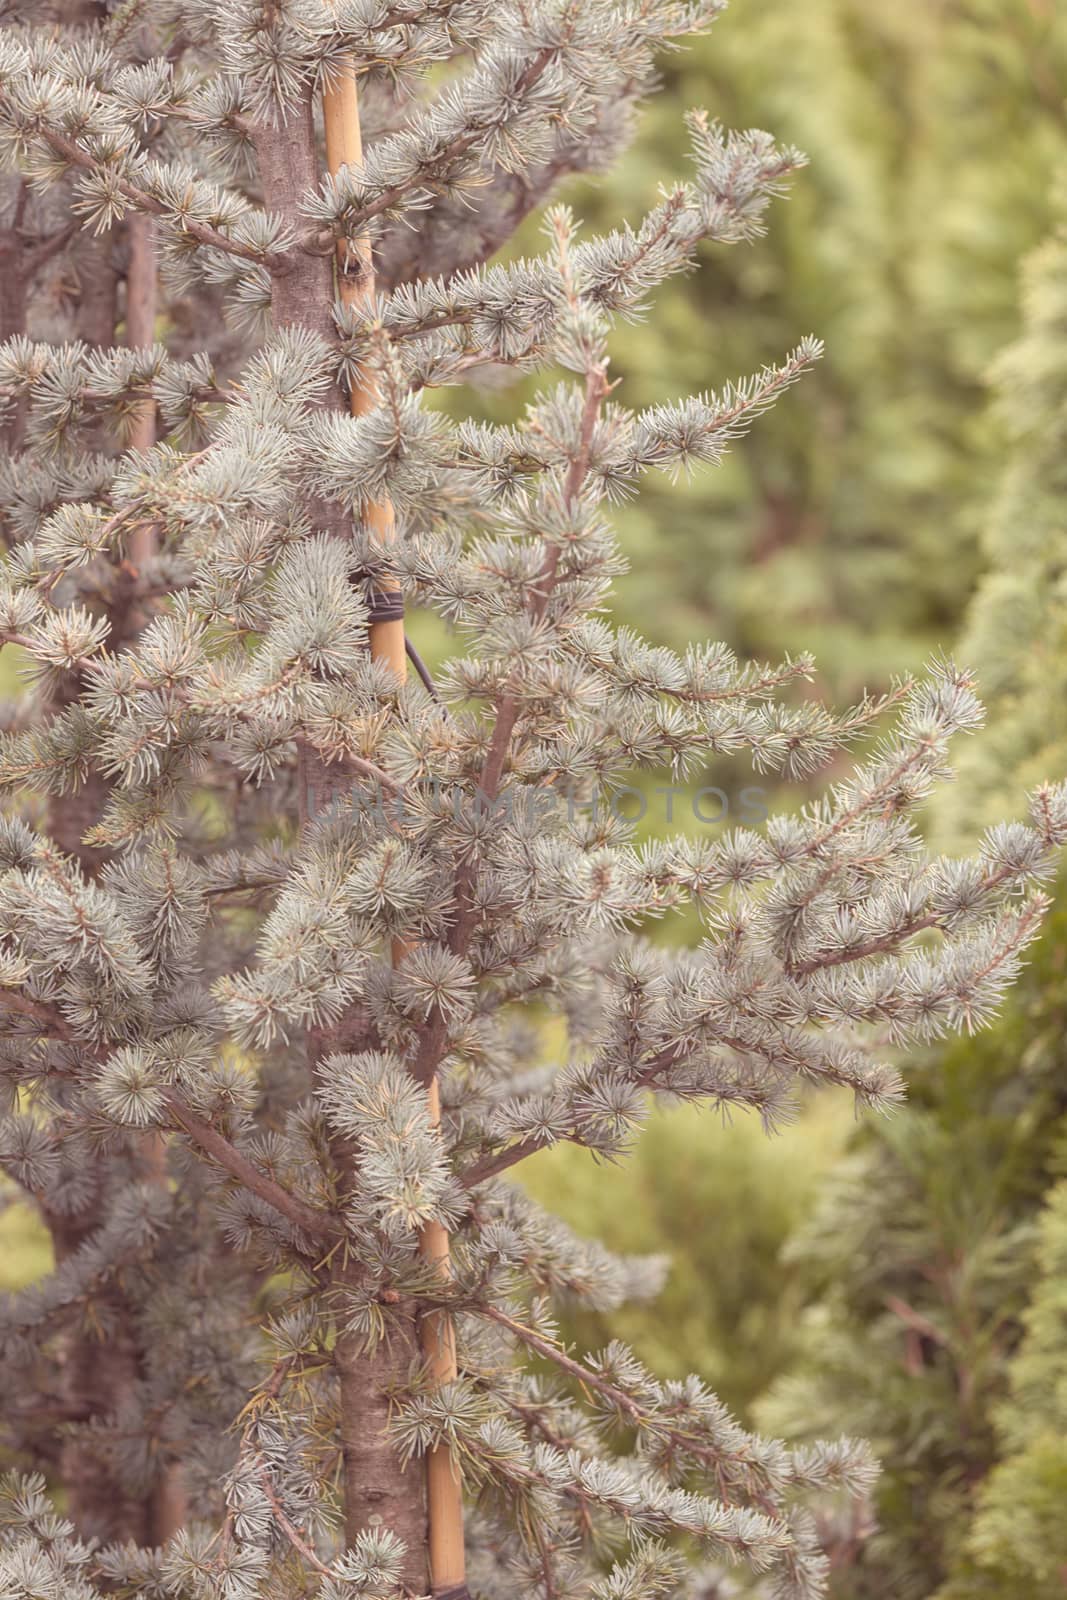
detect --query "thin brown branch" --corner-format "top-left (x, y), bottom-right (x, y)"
top-left (303, 746), bottom-right (406, 800)
top-left (460, 1134), bottom-right (557, 1189)
top-left (411, 356), bottom-right (610, 1090)
top-left (0, 97), bottom-right (287, 272)
top-left (160, 1089), bottom-right (339, 1245)
top-left (0, 988), bottom-right (76, 1038)
top-left (785, 860), bottom-right (1032, 978)
top-left (885, 1294), bottom-right (948, 1348)
top-left (481, 1305), bottom-right (779, 1498)
top-left (256, 1463), bottom-right (332, 1575)
top-left (22, 221), bottom-right (77, 277)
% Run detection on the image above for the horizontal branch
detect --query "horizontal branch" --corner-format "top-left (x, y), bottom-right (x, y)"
top-left (0, 377), bottom-right (230, 407)
top-left (160, 1089), bottom-right (340, 1245)
top-left (480, 1303), bottom-right (786, 1507)
top-left (0, 93), bottom-right (287, 271)
top-left (784, 859), bottom-right (1035, 977)
top-left (460, 1133), bottom-right (557, 1188)
top-left (0, 987), bottom-right (76, 1038)
top-left (0, 993), bottom-right (339, 1245)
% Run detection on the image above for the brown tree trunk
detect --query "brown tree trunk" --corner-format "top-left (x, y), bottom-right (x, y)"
top-left (74, 233), bottom-right (121, 348)
top-left (0, 191), bottom-right (132, 1537)
top-left (47, 212), bottom-right (154, 866)
top-left (251, 105), bottom-right (341, 354)
top-left (320, 70), bottom-right (468, 1595)
top-left (2, 0), bottom-right (176, 1554)
top-left (253, 91), bottom-right (432, 1593)
top-left (334, 1296), bottom-right (429, 1591)
top-left (44, 1146), bottom-right (182, 1545)
top-left (44, 213), bottom-right (120, 868)
top-left (44, 1201), bottom-right (152, 1544)
top-left (0, 178), bottom-right (32, 454)
top-left (139, 1132), bottom-right (188, 1545)
top-left (44, 747), bottom-right (116, 871)
top-left (41, 198), bottom-right (176, 1548)
top-left (125, 210), bottom-right (159, 473)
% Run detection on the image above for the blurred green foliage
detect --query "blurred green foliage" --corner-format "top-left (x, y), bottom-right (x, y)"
top-left (569, 0), bottom-right (1067, 691)
top-left (0, 1201), bottom-right (52, 1291)
top-left (521, 1092), bottom-right (853, 1416)
top-left (939, 175), bottom-right (1067, 848)
top-left (755, 893), bottom-right (1067, 1598)
top-left (961, 1175), bottom-right (1067, 1598)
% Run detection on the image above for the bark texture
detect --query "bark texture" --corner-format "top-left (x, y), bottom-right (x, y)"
top-left (0, 183), bottom-right (29, 434)
top-left (335, 1316), bottom-right (430, 1588)
top-left (44, 1196), bottom-right (153, 1544)
top-left (255, 91), bottom-right (431, 1590)
top-left (252, 103), bottom-right (340, 354)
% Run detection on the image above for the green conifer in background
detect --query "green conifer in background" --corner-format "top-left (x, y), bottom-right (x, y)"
top-left (960, 1168), bottom-right (1067, 1598)
top-left (755, 900), bottom-right (1067, 1600)
top-left (577, 0), bottom-right (1067, 690)
top-left (939, 177), bottom-right (1067, 849)
top-left (752, 177), bottom-right (1067, 1600)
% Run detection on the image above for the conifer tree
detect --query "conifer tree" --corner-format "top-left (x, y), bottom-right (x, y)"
top-left (0, 0), bottom-right (188, 1549)
top-left (755, 180), bottom-right (1067, 1600)
top-left (0, 4), bottom-right (1065, 1599)
top-left (938, 172), bottom-right (1067, 849)
top-left (928, 172), bottom-right (1067, 1600)
top-left (960, 1166), bottom-right (1067, 1599)
top-left (755, 900), bottom-right (1067, 1600)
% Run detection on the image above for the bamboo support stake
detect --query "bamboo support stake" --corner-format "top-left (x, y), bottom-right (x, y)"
top-left (125, 212), bottom-right (158, 565)
top-left (322, 63), bottom-right (468, 1600)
